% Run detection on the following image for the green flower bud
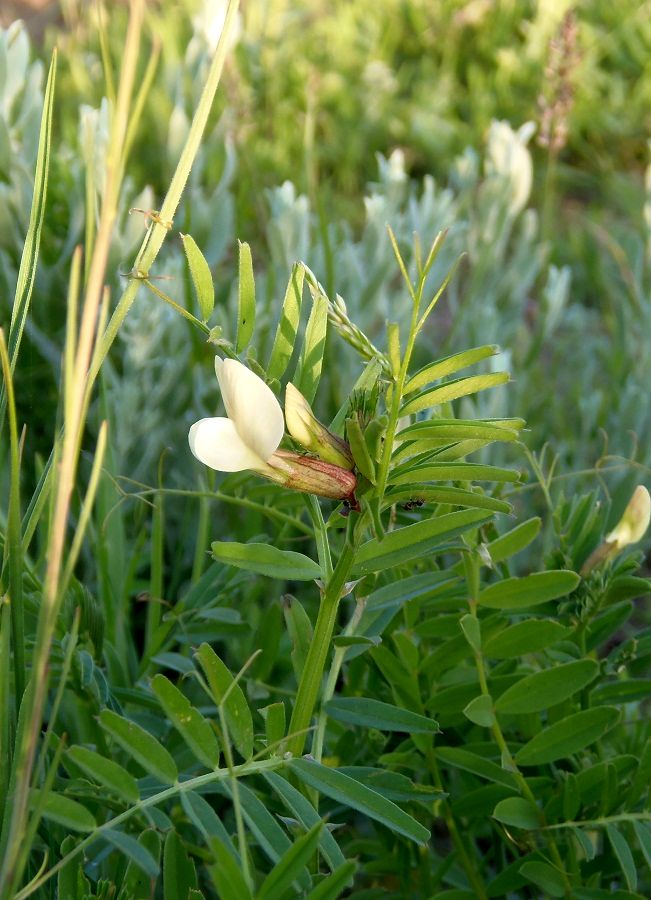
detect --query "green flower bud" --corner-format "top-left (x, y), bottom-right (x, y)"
top-left (285, 382), bottom-right (354, 470)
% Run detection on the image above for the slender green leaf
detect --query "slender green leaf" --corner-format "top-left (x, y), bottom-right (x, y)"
top-left (484, 619), bottom-right (569, 659)
top-left (632, 820), bottom-right (651, 873)
top-left (384, 485), bottom-right (511, 514)
top-left (207, 836), bottom-right (252, 900)
top-left (263, 772), bottom-right (346, 871)
top-left (519, 861), bottom-right (567, 898)
top-left (591, 679), bottom-right (651, 705)
top-left (325, 697), bottom-right (439, 734)
top-left (346, 416), bottom-right (377, 482)
top-left (495, 660), bottom-right (599, 714)
top-left (260, 702), bottom-right (286, 751)
top-left (151, 674), bottom-right (220, 768)
top-left (163, 829), bottom-right (197, 900)
top-left (121, 829), bottom-right (162, 898)
top-left (99, 709), bottom-right (178, 784)
top-left (181, 792), bottom-right (238, 862)
top-left (387, 322), bottom-right (401, 378)
top-left (400, 372), bottom-right (510, 417)
top-left (104, 829), bottom-right (160, 879)
top-left (57, 836), bottom-right (90, 899)
top-left (436, 746), bottom-right (516, 787)
top-left (283, 594), bottom-right (313, 681)
top-left (486, 518), bottom-right (541, 563)
top-left (290, 759), bottom-right (430, 844)
top-left (606, 824), bottom-right (637, 892)
top-left (66, 745), bottom-right (139, 803)
top-left (404, 346), bottom-right (500, 395)
top-left (515, 707), bottom-right (620, 766)
top-left (492, 798), bottom-right (540, 830)
top-left (5, 50), bottom-right (56, 382)
top-left (212, 540), bottom-right (321, 581)
top-left (460, 614), bottom-right (481, 652)
top-left (39, 793), bottom-right (96, 833)
top-left (236, 240), bottom-right (255, 352)
top-left (181, 233), bottom-right (214, 321)
top-left (194, 643), bottom-right (254, 759)
top-left (305, 861), bottom-right (357, 900)
top-left (389, 462), bottom-right (518, 487)
top-left (352, 509), bottom-right (491, 576)
top-left (258, 821), bottom-right (323, 900)
top-left (267, 263), bottom-right (305, 379)
top-left (463, 694), bottom-right (495, 727)
top-left (293, 287), bottom-right (328, 404)
top-left (479, 571), bottom-right (580, 610)
top-left (394, 418), bottom-right (523, 448)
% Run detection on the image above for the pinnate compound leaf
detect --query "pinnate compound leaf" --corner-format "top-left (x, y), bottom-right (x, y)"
top-left (352, 509), bottom-right (491, 576)
top-left (194, 643), bottom-right (254, 759)
top-left (99, 709), bottom-right (177, 784)
top-left (495, 660), bottom-right (599, 714)
top-left (151, 673), bottom-right (220, 768)
top-left (515, 707), bottom-right (620, 766)
top-left (519, 861), bottom-right (567, 898)
top-left (104, 829), bottom-right (160, 879)
top-left (289, 758), bottom-right (430, 844)
top-left (325, 697), bottom-right (439, 734)
top-left (212, 540), bottom-right (321, 581)
top-left (66, 745), bottom-right (139, 803)
top-left (181, 233), bottom-right (214, 321)
top-left (479, 571), bottom-right (580, 610)
top-left (492, 797), bottom-right (540, 830)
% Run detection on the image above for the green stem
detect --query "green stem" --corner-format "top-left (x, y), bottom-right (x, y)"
top-left (426, 748), bottom-right (488, 899)
top-left (311, 596), bottom-right (366, 762)
top-left (464, 555), bottom-right (573, 895)
top-left (14, 757), bottom-right (284, 899)
top-left (287, 520), bottom-right (356, 757)
top-left (87, 0), bottom-right (240, 388)
top-left (306, 495), bottom-right (333, 579)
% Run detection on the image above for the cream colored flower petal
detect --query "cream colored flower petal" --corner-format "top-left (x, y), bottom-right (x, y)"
top-left (188, 417), bottom-right (266, 472)
top-left (214, 357), bottom-right (284, 460)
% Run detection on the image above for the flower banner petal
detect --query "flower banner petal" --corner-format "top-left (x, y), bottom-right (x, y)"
top-left (188, 417), bottom-right (265, 472)
top-left (214, 357), bottom-right (284, 460)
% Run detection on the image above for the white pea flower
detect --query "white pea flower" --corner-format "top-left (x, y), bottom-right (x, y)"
top-left (189, 358), bottom-right (357, 500)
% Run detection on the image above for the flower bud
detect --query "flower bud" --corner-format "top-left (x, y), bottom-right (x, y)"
top-left (605, 485), bottom-right (651, 551)
top-left (263, 450), bottom-right (357, 500)
top-left (285, 383), bottom-right (354, 470)
top-left (580, 485), bottom-right (650, 576)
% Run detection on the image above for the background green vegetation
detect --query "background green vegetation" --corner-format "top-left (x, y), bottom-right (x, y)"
top-left (1, 0), bottom-right (650, 897)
